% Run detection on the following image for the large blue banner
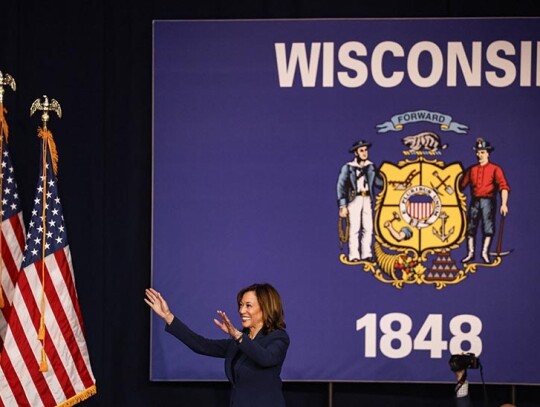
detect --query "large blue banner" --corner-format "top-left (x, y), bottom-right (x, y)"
top-left (152, 18), bottom-right (540, 384)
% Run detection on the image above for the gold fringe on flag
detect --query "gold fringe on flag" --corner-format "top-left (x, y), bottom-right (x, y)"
top-left (57, 385), bottom-right (97, 407)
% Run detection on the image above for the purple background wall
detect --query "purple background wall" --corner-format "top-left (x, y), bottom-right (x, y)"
top-left (152, 18), bottom-right (540, 384)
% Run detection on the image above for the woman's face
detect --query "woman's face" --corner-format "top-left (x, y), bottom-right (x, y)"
top-left (238, 290), bottom-right (263, 330)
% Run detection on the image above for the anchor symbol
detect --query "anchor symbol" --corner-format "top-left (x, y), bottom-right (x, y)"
top-left (432, 212), bottom-right (454, 242)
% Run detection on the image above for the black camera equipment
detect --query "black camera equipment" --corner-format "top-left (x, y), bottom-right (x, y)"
top-left (449, 353), bottom-right (487, 404)
top-left (449, 353), bottom-right (481, 372)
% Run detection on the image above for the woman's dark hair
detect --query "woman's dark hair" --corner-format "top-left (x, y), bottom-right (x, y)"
top-left (237, 283), bottom-right (286, 332)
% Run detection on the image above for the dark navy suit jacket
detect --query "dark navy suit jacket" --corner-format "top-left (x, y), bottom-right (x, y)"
top-left (166, 317), bottom-right (290, 407)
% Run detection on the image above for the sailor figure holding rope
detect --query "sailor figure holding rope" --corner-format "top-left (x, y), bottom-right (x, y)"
top-left (337, 140), bottom-right (382, 262)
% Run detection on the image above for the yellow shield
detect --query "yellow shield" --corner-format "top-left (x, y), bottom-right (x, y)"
top-left (375, 158), bottom-right (466, 255)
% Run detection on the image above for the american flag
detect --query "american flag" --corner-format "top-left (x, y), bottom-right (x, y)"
top-left (0, 131), bottom-right (96, 406)
top-left (0, 141), bottom-right (26, 350)
top-left (406, 195), bottom-right (434, 220)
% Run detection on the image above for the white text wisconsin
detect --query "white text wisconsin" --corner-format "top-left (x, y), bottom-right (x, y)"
top-left (275, 41), bottom-right (540, 88)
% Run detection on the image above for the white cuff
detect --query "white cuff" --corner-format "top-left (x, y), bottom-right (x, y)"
top-left (455, 381), bottom-right (469, 398)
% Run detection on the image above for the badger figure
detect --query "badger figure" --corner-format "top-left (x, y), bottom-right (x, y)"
top-left (401, 132), bottom-right (448, 151)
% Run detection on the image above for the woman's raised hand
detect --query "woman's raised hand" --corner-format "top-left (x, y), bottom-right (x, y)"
top-left (145, 288), bottom-right (173, 323)
top-left (214, 310), bottom-right (242, 341)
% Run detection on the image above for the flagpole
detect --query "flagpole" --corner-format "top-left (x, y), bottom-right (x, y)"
top-left (30, 95), bottom-right (62, 372)
top-left (0, 71), bottom-right (16, 310)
